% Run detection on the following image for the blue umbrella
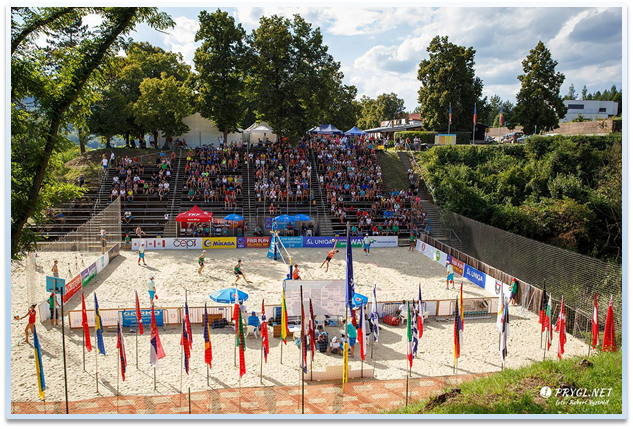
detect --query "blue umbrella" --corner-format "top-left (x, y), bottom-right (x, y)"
top-left (351, 293), bottom-right (368, 309)
top-left (274, 215), bottom-right (292, 223)
top-left (224, 214), bottom-right (244, 221)
top-left (209, 288), bottom-right (249, 304)
top-left (292, 214), bottom-right (312, 222)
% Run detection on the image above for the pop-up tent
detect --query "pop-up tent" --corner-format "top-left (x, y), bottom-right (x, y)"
top-left (243, 121), bottom-right (277, 143)
top-left (308, 124), bottom-right (343, 135)
top-left (345, 126), bottom-right (366, 135)
top-left (176, 205), bottom-right (213, 223)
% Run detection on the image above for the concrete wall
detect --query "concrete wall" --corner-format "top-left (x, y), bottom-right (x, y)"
top-left (173, 113), bottom-right (242, 147)
top-left (487, 119), bottom-right (616, 139)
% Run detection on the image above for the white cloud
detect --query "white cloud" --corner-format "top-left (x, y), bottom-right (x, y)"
top-left (163, 16), bottom-right (200, 64)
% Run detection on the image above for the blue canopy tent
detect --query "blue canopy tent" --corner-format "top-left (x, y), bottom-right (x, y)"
top-left (210, 288), bottom-right (249, 304)
top-left (308, 124), bottom-right (343, 135)
top-left (345, 126), bottom-right (366, 135)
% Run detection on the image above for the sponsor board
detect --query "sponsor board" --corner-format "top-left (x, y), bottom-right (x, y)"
top-left (264, 218), bottom-right (273, 229)
top-left (416, 239), bottom-right (448, 266)
top-left (132, 238), bottom-right (202, 250)
top-left (447, 255), bottom-right (465, 276)
top-left (203, 237), bottom-right (237, 249)
top-left (246, 236), bottom-right (271, 248)
top-left (80, 263), bottom-right (97, 287)
top-left (121, 309), bottom-right (164, 328)
top-left (107, 243), bottom-right (120, 260)
top-left (236, 237), bottom-right (246, 249)
top-left (96, 252), bottom-right (109, 274)
top-left (371, 236), bottom-right (399, 248)
top-left (278, 236), bottom-right (303, 248)
top-left (464, 264), bottom-right (486, 289)
top-left (63, 275), bottom-right (82, 303)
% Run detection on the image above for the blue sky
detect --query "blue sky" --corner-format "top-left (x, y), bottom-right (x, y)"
top-left (86, 5), bottom-right (623, 111)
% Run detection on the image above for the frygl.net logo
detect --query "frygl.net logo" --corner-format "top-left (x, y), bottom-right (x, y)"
top-left (540, 385), bottom-right (612, 406)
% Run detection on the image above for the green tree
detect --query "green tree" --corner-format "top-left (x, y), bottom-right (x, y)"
top-left (514, 41), bottom-right (566, 134)
top-left (194, 9), bottom-right (248, 142)
top-left (356, 93), bottom-right (406, 130)
top-left (564, 83), bottom-right (577, 100)
top-left (417, 35), bottom-right (484, 131)
top-left (581, 85), bottom-right (589, 100)
top-left (11, 7), bottom-right (174, 258)
top-left (133, 73), bottom-right (193, 147)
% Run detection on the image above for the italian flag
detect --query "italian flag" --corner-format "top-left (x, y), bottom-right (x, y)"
top-left (238, 306), bottom-right (246, 378)
top-left (407, 302), bottom-right (413, 368)
top-left (281, 286), bottom-right (289, 344)
top-left (545, 294), bottom-right (552, 351)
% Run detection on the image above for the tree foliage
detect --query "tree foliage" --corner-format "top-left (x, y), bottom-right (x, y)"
top-left (417, 35), bottom-right (484, 131)
top-left (356, 93), bottom-right (406, 130)
top-left (514, 41), bottom-right (566, 134)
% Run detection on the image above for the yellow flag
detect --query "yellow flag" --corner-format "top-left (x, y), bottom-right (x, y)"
top-left (281, 286), bottom-right (288, 344)
top-left (342, 340), bottom-right (349, 384)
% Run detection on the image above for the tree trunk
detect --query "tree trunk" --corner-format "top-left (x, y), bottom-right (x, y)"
top-left (11, 8), bottom-right (138, 259)
top-left (154, 131), bottom-right (159, 149)
top-left (125, 132), bottom-right (130, 147)
top-left (105, 137), bottom-right (111, 148)
top-left (78, 126), bottom-right (87, 154)
top-left (224, 125), bottom-right (229, 143)
top-left (162, 134), bottom-right (171, 150)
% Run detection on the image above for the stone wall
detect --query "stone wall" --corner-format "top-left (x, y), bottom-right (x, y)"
top-left (487, 119), bottom-right (616, 138)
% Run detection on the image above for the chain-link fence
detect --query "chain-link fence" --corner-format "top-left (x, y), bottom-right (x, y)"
top-left (433, 206), bottom-right (622, 332)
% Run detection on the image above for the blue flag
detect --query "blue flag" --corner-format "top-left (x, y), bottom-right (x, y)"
top-left (33, 327), bottom-right (46, 400)
top-left (345, 224), bottom-right (355, 309)
top-left (94, 294), bottom-right (106, 355)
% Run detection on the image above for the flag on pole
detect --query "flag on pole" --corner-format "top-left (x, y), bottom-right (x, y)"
top-left (499, 106), bottom-right (503, 126)
top-left (453, 296), bottom-right (462, 366)
top-left (345, 223), bottom-right (355, 309)
top-left (473, 103), bottom-right (477, 124)
top-left (261, 300), bottom-right (269, 363)
top-left (557, 297), bottom-right (567, 360)
top-left (407, 302), bottom-right (414, 368)
top-left (184, 299), bottom-right (192, 350)
top-left (281, 286), bottom-right (289, 345)
top-left (496, 281), bottom-right (505, 333)
top-left (309, 298), bottom-right (316, 361)
top-left (233, 288), bottom-right (240, 345)
top-left (411, 302), bottom-right (419, 358)
top-left (81, 292), bottom-right (92, 352)
top-left (238, 306), bottom-right (246, 378)
top-left (300, 300), bottom-right (307, 374)
top-left (459, 282), bottom-right (464, 333)
top-left (203, 304), bottom-right (212, 368)
top-left (592, 293), bottom-right (599, 349)
top-left (358, 304), bottom-right (366, 361)
top-left (417, 285), bottom-right (424, 338)
top-left (342, 338), bottom-right (349, 385)
top-left (602, 296), bottom-right (615, 352)
top-left (116, 321), bottom-right (127, 381)
top-left (446, 262), bottom-right (454, 288)
top-left (150, 304), bottom-right (166, 367)
top-left (33, 326), bottom-right (46, 400)
top-left (545, 294), bottom-right (553, 351)
top-left (500, 298), bottom-right (510, 365)
top-left (538, 283), bottom-right (547, 330)
top-left (135, 291), bottom-right (144, 335)
top-left (94, 294), bottom-right (106, 355)
top-left (181, 318), bottom-right (190, 375)
top-left (449, 103), bottom-right (452, 125)
top-left (371, 286), bottom-right (379, 342)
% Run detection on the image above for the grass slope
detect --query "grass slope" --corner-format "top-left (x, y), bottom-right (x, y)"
top-left (376, 150), bottom-right (410, 191)
top-left (391, 351), bottom-right (622, 415)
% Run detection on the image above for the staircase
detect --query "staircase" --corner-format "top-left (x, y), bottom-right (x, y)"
top-left (309, 149), bottom-right (333, 236)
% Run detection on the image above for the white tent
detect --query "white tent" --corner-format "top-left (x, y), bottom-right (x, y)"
top-left (243, 121), bottom-right (277, 143)
top-left (172, 113), bottom-right (242, 147)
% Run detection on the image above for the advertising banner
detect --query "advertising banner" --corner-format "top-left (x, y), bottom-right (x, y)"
top-left (302, 236), bottom-right (365, 248)
top-left (63, 275), bottom-right (82, 303)
top-left (278, 236), bottom-right (303, 248)
top-left (446, 255), bottom-right (465, 276)
top-left (464, 264), bottom-right (486, 289)
top-left (236, 237), bottom-right (246, 249)
top-left (121, 308), bottom-right (164, 328)
top-left (80, 263), bottom-right (97, 287)
top-left (132, 238), bottom-right (203, 250)
top-left (203, 237), bottom-right (237, 249)
top-left (107, 243), bottom-right (120, 259)
top-left (245, 236), bottom-right (271, 248)
top-left (371, 236), bottom-right (399, 247)
top-left (264, 218), bottom-right (273, 229)
top-left (96, 252), bottom-right (110, 274)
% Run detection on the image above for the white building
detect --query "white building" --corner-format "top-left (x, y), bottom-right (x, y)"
top-left (562, 100), bottom-right (619, 122)
top-left (172, 113), bottom-right (242, 147)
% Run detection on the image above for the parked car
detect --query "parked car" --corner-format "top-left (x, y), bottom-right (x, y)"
top-left (502, 132), bottom-right (524, 143)
top-left (517, 135), bottom-right (528, 144)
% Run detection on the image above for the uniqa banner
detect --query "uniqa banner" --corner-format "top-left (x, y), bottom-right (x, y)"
top-left (463, 264), bottom-right (486, 289)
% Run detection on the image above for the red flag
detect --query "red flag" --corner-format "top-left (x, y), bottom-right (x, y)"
top-left (184, 300), bottom-right (192, 351)
top-left (358, 304), bottom-right (366, 361)
top-left (116, 322), bottom-right (127, 381)
top-left (238, 309), bottom-right (246, 377)
top-left (81, 292), bottom-right (92, 352)
top-left (417, 285), bottom-right (423, 338)
top-left (181, 318), bottom-right (190, 375)
top-left (203, 304), bottom-right (212, 367)
top-left (300, 300), bottom-right (307, 374)
top-left (309, 299), bottom-right (316, 361)
top-left (602, 296), bottom-right (616, 352)
top-left (150, 304), bottom-right (166, 366)
top-left (135, 291), bottom-right (144, 335)
top-left (557, 297), bottom-right (566, 360)
top-left (261, 300), bottom-right (269, 363)
top-left (592, 293), bottom-right (599, 349)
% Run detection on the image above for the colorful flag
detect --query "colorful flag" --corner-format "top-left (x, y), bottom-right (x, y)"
top-left (233, 288), bottom-right (240, 346)
top-left (150, 304), bottom-right (166, 367)
top-left (557, 297), bottom-right (567, 360)
top-left (181, 318), bottom-right (190, 375)
top-left (300, 299), bottom-right (307, 374)
top-left (538, 283), bottom-right (547, 331)
top-left (459, 282), bottom-right (464, 333)
top-left (496, 281), bottom-right (505, 333)
top-left (500, 298), bottom-right (510, 365)
top-left (407, 302), bottom-right (413, 368)
top-left (417, 285), bottom-right (424, 338)
top-left (184, 299), bottom-right (192, 350)
top-left (449, 102), bottom-right (452, 125)
top-left (116, 321), bottom-right (127, 381)
top-left (261, 300), bottom-right (269, 363)
top-left (499, 106), bottom-right (503, 126)
top-left (203, 304), bottom-right (212, 368)
top-left (453, 296), bottom-right (462, 366)
top-left (370, 286), bottom-right (379, 342)
top-left (446, 262), bottom-right (454, 288)
top-left (545, 294), bottom-right (553, 351)
top-left (94, 294), bottom-right (106, 355)
top-left (358, 304), bottom-right (366, 361)
top-left (345, 223), bottom-right (355, 309)
top-left (81, 292), bottom-right (92, 352)
top-left (238, 306), bottom-right (246, 378)
top-left (309, 298), bottom-right (316, 361)
top-left (33, 326), bottom-right (46, 400)
top-left (411, 302), bottom-right (419, 359)
top-left (135, 291), bottom-right (144, 335)
top-left (342, 337), bottom-right (349, 385)
top-left (592, 293), bottom-right (599, 349)
top-left (602, 296), bottom-right (615, 352)
top-left (473, 103), bottom-right (477, 124)
top-left (281, 286), bottom-right (289, 345)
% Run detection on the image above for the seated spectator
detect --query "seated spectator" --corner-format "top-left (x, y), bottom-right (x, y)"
top-left (247, 311), bottom-right (260, 330)
top-left (124, 210), bottom-right (132, 224)
top-left (254, 225), bottom-right (263, 237)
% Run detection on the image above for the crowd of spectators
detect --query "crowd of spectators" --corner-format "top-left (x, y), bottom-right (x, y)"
top-left (109, 152), bottom-right (173, 203)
